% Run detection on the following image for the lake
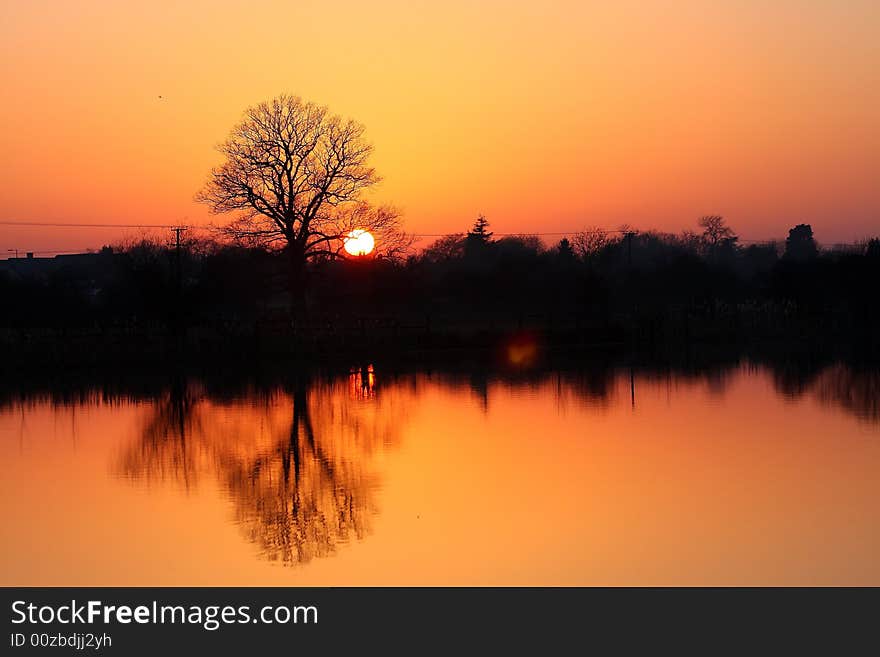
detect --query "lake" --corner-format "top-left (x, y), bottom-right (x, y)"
top-left (1, 360), bottom-right (878, 585)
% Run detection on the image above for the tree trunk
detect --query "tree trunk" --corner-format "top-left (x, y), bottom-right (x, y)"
top-left (287, 244), bottom-right (308, 324)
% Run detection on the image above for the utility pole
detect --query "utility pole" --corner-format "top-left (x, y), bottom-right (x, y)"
top-left (625, 231), bottom-right (634, 269)
top-left (170, 226), bottom-right (187, 334)
top-left (625, 231), bottom-right (636, 347)
top-left (172, 226), bottom-right (186, 259)
top-left (171, 226), bottom-right (187, 288)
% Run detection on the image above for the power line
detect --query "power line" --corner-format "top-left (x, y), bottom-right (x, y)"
top-left (411, 229), bottom-right (633, 237)
top-left (1, 222), bottom-right (615, 235)
top-left (0, 221), bottom-right (842, 241)
top-left (0, 221), bottom-right (184, 228)
top-left (10, 249), bottom-right (100, 255)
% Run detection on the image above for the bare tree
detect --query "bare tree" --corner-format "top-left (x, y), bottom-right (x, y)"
top-left (196, 94), bottom-right (406, 311)
top-left (572, 227), bottom-right (613, 259)
top-left (698, 215), bottom-right (736, 248)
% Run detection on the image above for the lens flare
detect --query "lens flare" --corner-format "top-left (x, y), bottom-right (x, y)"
top-left (505, 333), bottom-right (539, 368)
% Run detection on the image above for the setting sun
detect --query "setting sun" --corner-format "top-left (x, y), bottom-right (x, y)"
top-left (344, 229), bottom-right (375, 256)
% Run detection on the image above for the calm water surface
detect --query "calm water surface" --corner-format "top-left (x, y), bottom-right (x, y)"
top-left (1, 362), bottom-right (878, 585)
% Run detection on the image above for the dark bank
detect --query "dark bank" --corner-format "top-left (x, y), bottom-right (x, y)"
top-left (1, 216), bottom-right (878, 368)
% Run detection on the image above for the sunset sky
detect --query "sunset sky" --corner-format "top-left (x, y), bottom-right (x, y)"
top-left (1, 0), bottom-right (878, 253)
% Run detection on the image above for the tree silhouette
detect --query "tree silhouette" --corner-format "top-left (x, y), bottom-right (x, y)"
top-left (784, 224), bottom-right (818, 261)
top-left (572, 228), bottom-right (612, 261)
top-left (555, 237), bottom-right (575, 262)
top-left (465, 214), bottom-right (493, 259)
top-left (698, 216), bottom-right (734, 245)
top-left (195, 94), bottom-right (405, 313)
top-left (468, 214), bottom-right (493, 241)
top-left (422, 234), bottom-right (466, 263)
top-left (698, 215), bottom-right (737, 259)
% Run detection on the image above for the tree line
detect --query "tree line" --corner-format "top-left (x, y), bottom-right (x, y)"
top-left (0, 213), bottom-right (877, 340)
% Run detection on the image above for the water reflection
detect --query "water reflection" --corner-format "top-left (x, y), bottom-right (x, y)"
top-left (1, 357), bottom-right (878, 584)
top-left (811, 364), bottom-right (880, 423)
top-left (117, 368), bottom-right (407, 565)
top-left (349, 364), bottom-right (376, 400)
top-left (118, 378), bottom-right (204, 488)
top-left (111, 358), bottom-right (880, 564)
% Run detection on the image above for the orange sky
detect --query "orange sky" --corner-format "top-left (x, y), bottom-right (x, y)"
top-left (1, 0), bottom-right (878, 253)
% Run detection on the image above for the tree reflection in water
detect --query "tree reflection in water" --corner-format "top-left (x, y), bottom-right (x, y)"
top-left (117, 367), bottom-right (407, 565)
top-left (113, 359), bottom-right (878, 566)
top-left (117, 377), bottom-right (207, 490)
top-left (812, 364), bottom-right (880, 423)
